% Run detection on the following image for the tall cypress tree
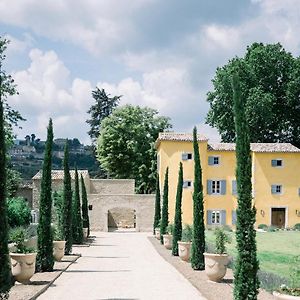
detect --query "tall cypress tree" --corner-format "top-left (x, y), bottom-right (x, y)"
top-left (172, 162), bottom-right (183, 256)
top-left (81, 174), bottom-right (90, 236)
top-left (0, 73), bottom-right (11, 298)
top-left (72, 167), bottom-right (83, 244)
top-left (191, 126), bottom-right (205, 270)
top-left (37, 119), bottom-right (54, 272)
top-left (153, 176), bottom-right (161, 235)
top-left (232, 72), bottom-right (259, 299)
top-left (160, 167), bottom-right (169, 244)
top-left (63, 141), bottom-right (73, 254)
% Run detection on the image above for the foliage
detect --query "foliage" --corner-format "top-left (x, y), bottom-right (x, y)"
top-left (7, 197), bottom-right (31, 228)
top-left (81, 174), bottom-right (90, 236)
top-left (181, 224), bottom-right (193, 242)
top-left (258, 224), bottom-right (268, 230)
top-left (72, 167), bottom-right (83, 244)
top-left (293, 223), bottom-right (300, 231)
top-left (37, 119), bottom-right (54, 272)
top-left (9, 227), bottom-right (34, 254)
top-left (232, 71), bottom-right (259, 299)
top-left (87, 88), bottom-right (121, 143)
top-left (172, 162), bottom-right (183, 256)
top-left (267, 225), bottom-right (278, 232)
top-left (6, 169), bottom-right (22, 198)
top-left (191, 127), bottom-right (205, 270)
top-left (153, 176), bottom-right (161, 234)
top-left (214, 227), bottom-right (230, 254)
top-left (206, 42), bottom-right (300, 147)
top-left (97, 105), bottom-right (172, 193)
top-left (63, 142), bottom-right (73, 254)
top-left (52, 191), bottom-right (64, 240)
top-left (166, 223), bottom-right (174, 235)
top-left (160, 168), bottom-right (169, 244)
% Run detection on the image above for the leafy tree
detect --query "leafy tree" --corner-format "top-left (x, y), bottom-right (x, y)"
top-left (81, 174), bottom-right (90, 236)
top-left (153, 176), bottom-right (161, 235)
top-left (37, 119), bottom-right (54, 272)
top-left (97, 105), bottom-right (172, 193)
top-left (63, 142), bottom-right (73, 254)
top-left (7, 197), bottom-right (31, 227)
top-left (191, 127), bottom-right (205, 270)
top-left (86, 88), bottom-right (121, 143)
top-left (72, 166), bottom-right (83, 244)
top-left (232, 71), bottom-right (259, 299)
top-left (160, 167), bottom-right (169, 244)
top-left (206, 42), bottom-right (300, 147)
top-left (172, 162), bottom-right (183, 256)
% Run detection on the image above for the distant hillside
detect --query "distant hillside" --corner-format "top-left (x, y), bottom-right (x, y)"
top-left (9, 137), bottom-right (105, 179)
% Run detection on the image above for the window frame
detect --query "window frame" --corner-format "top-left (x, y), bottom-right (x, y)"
top-left (211, 210), bottom-right (221, 225)
top-left (212, 180), bottom-right (221, 194)
top-left (272, 159), bottom-right (283, 168)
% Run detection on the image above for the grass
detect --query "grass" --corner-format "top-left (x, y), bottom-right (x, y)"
top-left (205, 230), bottom-right (300, 281)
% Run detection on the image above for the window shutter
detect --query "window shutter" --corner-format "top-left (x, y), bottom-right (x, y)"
top-left (271, 185), bottom-right (276, 194)
top-left (183, 181), bottom-right (188, 188)
top-left (298, 188), bottom-right (300, 196)
top-left (182, 153), bottom-right (188, 160)
top-left (232, 180), bottom-right (237, 195)
top-left (232, 210), bottom-right (237, 225)
top-left (207, 210), bottom-right (212, 225)
top-left (207, 180), bottom-right (212, 195)
top-left (208, 156), bottom-right (214, 165)
top-left (221, 210), bottom-right (226, 225)
top-left (221, 180), bottom-right (226, 195)
top-left (271, 160), bottom-right (277, 167)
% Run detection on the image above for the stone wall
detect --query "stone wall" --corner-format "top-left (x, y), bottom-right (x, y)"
top-left (108, 207), bottom-right (136, 228)
top-left (90, 179), bottom-right (135, 195)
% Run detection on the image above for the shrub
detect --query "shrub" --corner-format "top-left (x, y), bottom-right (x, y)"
top-left (267, 225), bottom-right (278, 232)
top-left (167, 223), bottom-right (174, 235)
top-left (222, 224), bottom-right (233, 232)
top-left (258, 224), bottom-right (268, 230)
top-left (9, 227), bottom-right (35, 254)
top-left (215, 227), bottom-right (231, 254)
top-left (182, 224), bottom-right (193, 242)
top-left (293, 223), bottom-right (300, 231)
top-left (7, 197), bottom-right (31, 228)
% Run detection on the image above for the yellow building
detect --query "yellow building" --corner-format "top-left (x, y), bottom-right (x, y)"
top-left (156, 132), bottom-right (300, 229)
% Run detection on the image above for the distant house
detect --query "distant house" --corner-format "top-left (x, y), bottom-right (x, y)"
top-left (156, 132), bottom-right (300, 229)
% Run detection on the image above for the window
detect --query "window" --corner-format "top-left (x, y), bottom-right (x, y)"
top-left (271, 159), bottom-right (283, 167)
top-left (183, 180), bottom-right (192, 188)
top-left (212, 180), bottom-right (221, 194)
top-left (208, 156), bottom-right (220, 165)
top-left (271, 184), bottom-right (282, 194)
top-left (182, 152), bottom-right (193, 160)
top-left (211, 211), bottom-right (221, 224)
top-left (207, 180), bottom-right (226, 195)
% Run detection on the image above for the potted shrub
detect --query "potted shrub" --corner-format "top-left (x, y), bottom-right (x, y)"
top-left (204, 227), bottom-right (231, 282)
top-left (52, 225), bottom-right (66, 262)
top-left (163, 224), bottom-right (173, 250)
top-left (273, 256), bottom-right (300, 299)
top-left (9, 227), bottom-right (37, 283)
top-left (155, 221), bottom-right (161, 240)
top-left (178, 224), bottom-right (193, 262)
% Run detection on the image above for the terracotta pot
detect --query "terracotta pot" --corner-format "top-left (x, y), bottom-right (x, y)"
top-left (53, 241), bottom-right (66, 261)
top-left (204, 252), bottom-right (229, 282)
top-left (155, 228), bottom-right (160, 240)
top-left (10, 252), bottom-right (37, 283)
top-left (178, 241), bottom-right (192, 261)
top-left (273, 291), bottom-right (300, 300)
top-left (163, 234), bottom-right (173, 250)
top-left (83, 228), bottom-right (88, 240)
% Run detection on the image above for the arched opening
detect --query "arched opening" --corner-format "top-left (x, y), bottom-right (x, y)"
top-left (107, 207), bottom-right (136, 231)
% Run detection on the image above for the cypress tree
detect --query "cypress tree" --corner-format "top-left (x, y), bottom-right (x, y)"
top-left (72, 167), bottom-right (83, 244)
top-left (37, 119), bottom-right (54, 272)
top-left (81, 174), bottom-right (90, 236)
top-left (160, 167), bottom-right (169, 244)
top-left (232, 72), bottom-right (259, 299)
top-left (153, 176), bottom-right (161, 235)
top-left (172, 162), bottom-right (183, 256)
top-left (0, 74), bottom-right (11, 298)
top-left (191, 126), bottom-right (205, 270)
top-left (63, 141), bottom-right (73, 254)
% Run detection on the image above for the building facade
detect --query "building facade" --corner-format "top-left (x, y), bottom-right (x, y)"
top-left (156, 132), bottom-right (300, 229)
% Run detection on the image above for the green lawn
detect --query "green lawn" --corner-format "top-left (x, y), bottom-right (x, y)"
top-left (205, 230), bottom-right (300, 280)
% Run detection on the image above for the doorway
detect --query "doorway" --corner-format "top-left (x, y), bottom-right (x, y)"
top-left (107, 207), bottom-right (136, 231)
top-left (271, 208), bottom-right (286, 228)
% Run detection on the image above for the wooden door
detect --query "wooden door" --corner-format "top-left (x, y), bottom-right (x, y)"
top-left (271, 208), bottom-right (286, 228)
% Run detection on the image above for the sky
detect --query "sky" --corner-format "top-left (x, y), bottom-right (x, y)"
top-left (1, 0), bottom-right (300, 145)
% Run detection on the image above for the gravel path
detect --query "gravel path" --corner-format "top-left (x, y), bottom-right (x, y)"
top-left (37, 231), bottom-right (205, 300)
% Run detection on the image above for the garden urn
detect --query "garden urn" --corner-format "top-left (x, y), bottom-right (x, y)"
top-left (163, 234), bottom-right (173, 250)
top-left (83, 228), bottom-right (88, 240)
top-left (155, 228), bottom-right (160, 240)
top-left (204, 252), bottom-right (229, 282)
top-left (178, 241), bottom-right (192, 262)
top-left (53, 240), bottom-right (66, 261)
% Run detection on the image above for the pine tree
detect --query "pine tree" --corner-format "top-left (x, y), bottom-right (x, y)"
top-left (232, 72), bottom-right (259, 299)
top-left (81, 174), bottom-right (90, 236)
top-left (172, 162), bottom-right (183, 256)
top-left (191, 126), bottom-right (205, 270)
top-left (153, 176), bottom-right (161, 235)
top-left (160, 167), bottom-right (169, 244)
top-left (0, 72), bottom-right (11, 298)
top-left (72, 167), bottom-right (83, 244)
top-left (37, 119), bottom-right (54, 272)
top-left (63, 141), bottom-right (73, 254)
